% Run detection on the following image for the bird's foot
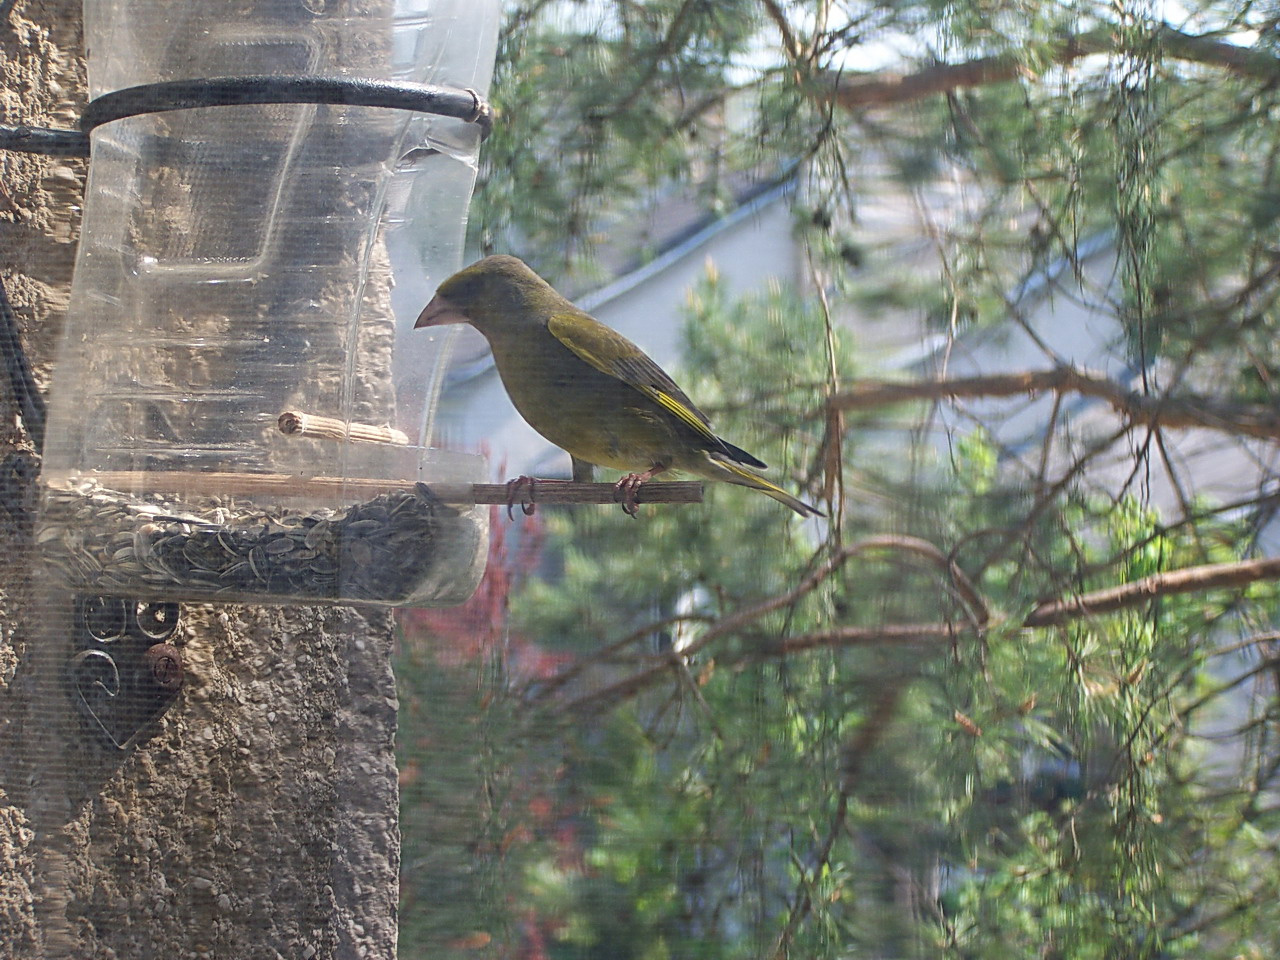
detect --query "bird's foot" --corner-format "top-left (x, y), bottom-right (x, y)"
top-left (613, 467), bottom-right (664, 518)
top-left (504, 475), bottom-right (538, 520)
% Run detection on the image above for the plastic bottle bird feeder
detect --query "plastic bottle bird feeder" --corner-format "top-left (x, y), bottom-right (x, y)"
top-left (36, 0), bottom-right (501, 607)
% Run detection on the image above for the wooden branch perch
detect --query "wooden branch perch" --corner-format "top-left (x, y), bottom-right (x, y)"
top-left (271, 412), bottom-right (703, 504)
top-left (818, 25), bottom-right (1280, 111)
top-left (53, 471), bottom-right (703, 506)
top-left (469, 480), bottom-right (704, 506)
top-left (829, 367), bottom-right (1280, 444)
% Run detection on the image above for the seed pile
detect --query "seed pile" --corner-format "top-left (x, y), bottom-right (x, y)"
top-left (39, 479), bottom-right (467, 604)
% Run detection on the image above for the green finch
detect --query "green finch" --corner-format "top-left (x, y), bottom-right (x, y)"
top-left (416, 255), bottom-right (822, 518)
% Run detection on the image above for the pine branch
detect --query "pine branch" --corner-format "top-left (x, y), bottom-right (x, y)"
top-left (829, 367), bottom-right (1280, 444)
top-left (560, 551), bottom-right (1280, 713)
top-left (760, 0), bottom-right (802, 65)
top-left (1022, 555), bottom-right (1280, 627)
top-left (771, 680), bottom-right (907, 960)
top-left (775, 556), bottom-right (1280, 648)
top-left (557, 536), bottom-right (946, 713)
top-left (817, 25), bottom-right (1280, 110)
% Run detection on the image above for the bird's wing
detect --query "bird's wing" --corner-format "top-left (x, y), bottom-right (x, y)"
top-left (547, 311), bottom-right (710, 426)
top-left (547, 312), bottom-right (769, 469)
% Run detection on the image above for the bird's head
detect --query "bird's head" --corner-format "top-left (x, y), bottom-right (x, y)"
top-left (415, 255), bottom-right (554, 334)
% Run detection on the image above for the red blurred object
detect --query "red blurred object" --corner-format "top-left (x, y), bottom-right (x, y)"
top-left (397, 501), bottom-right (570, 683)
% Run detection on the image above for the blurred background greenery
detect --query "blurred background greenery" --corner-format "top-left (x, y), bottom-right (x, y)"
top-left (396, 2), bottom-right (1280, 956)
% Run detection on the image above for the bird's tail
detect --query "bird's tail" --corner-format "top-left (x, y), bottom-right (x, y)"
top-left (699, 455), bottom-right (825, 517)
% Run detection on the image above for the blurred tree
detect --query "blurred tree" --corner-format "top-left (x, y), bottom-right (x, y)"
top-left (399, 1), bottom-right (1280, 957)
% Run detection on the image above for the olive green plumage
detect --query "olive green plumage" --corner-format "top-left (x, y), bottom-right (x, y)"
top-left (416, 255), bottom-right (821, 517)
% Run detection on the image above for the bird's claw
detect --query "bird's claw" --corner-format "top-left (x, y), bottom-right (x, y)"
top-left (613, 473), bottom-right (646, 519)
top-left (504, 475), bottom-right (537, 520)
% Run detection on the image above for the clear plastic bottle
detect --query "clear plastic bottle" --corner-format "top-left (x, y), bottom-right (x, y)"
top-left (38, 0), bottom-right (499, 606)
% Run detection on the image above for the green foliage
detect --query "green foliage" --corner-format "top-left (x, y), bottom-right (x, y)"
top-left (473, 0), bottom-right (800, 276)
top-left (459, 292), bottom-right (1273, 959)
top-left (399, 1), bottom-right (1280, 956)
top-left (396, 637), bottom-right (525, 955)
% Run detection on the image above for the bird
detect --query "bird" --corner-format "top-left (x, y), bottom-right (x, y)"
top-left (415, 255), bottom-right (822, 518)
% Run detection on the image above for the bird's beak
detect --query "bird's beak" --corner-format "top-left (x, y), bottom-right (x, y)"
top-left (414, 293), bottom-right (470, 328)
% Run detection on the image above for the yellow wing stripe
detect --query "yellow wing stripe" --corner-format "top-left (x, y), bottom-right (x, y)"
top-left (652, 389), bottom-right (718, 442)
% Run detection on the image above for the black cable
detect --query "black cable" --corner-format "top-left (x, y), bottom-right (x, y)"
top-left (1, 75), bottom-right (493, 158)
top-left (81, 76), bottom-right (492, 138)
top-left (0, 124), bottom-right (89, 157)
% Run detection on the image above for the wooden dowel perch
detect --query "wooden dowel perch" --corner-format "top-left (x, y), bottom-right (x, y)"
top-left (278, 410), bottom-right (410, 446)
top-left (53, 470), bottom-right (704, 507)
